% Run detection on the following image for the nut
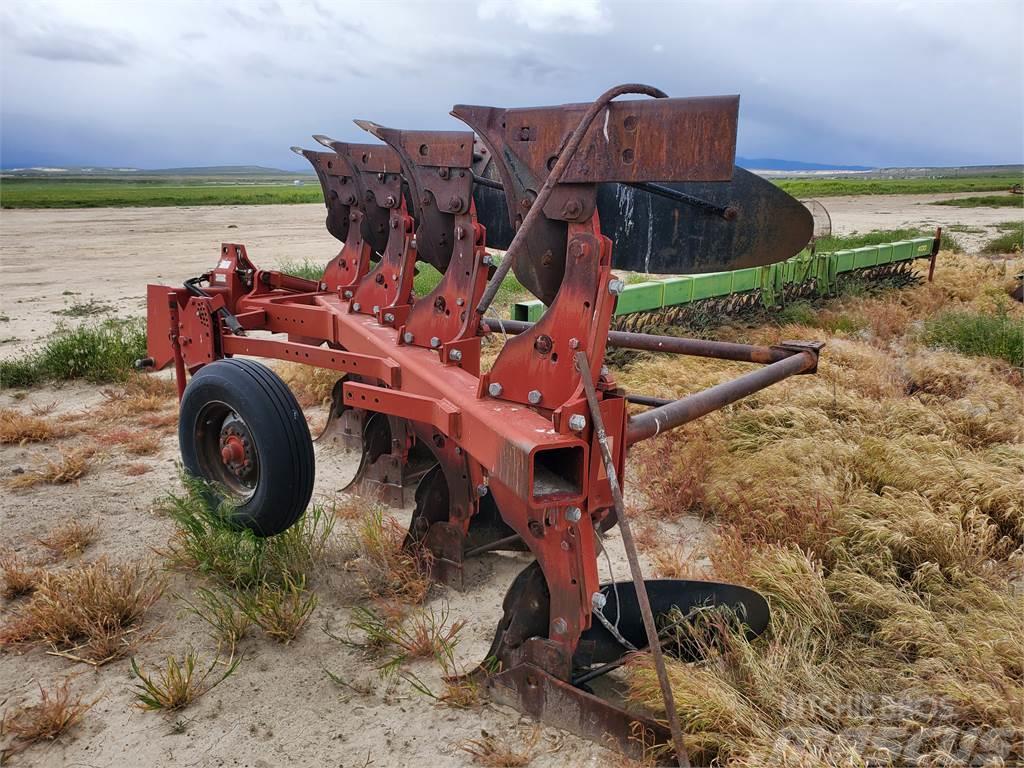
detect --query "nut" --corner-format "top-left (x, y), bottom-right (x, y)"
top-left (352, 302), bottom-right (361, 312)
top-left (449, 349), bottom-right (463, 362)
top-left (527, 390), bottom-right (542, 405)
top-left (568, 414), bottom-right (587, 432)
top-left (343, 290), bottom-right (354, 299)
top-left (488, 382), bottom-right (503, 397)
top-left (476, 483), bottom-right (488, 497)
top-left (383, 312), bottom-right (395, 323)
top-left (591, 591), bottom-right (607, 611)
top-left (565, 506), bottom-right (582, 523)
top-left (430, 336), bottom-right (441, 348)
top-left (403, 332), bottom-right (414, 344)
top-left (551, 618), bottom-right (568, 635)
top-left (608, 279), bottom-right (625, 295)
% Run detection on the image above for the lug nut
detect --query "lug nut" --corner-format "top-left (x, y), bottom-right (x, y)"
top-left (488, 382), bottom-right (503, 397)
top-left (608, 279), bottom-right (625, 295)
top-left (430, 336), bottom-right (441, 348)
top-left (565, 506), bottom-right (582, 523)
top-left (449, 349), bottom-right (463, 362)
top-left (568, 414), bottom-right (587, 432)
top-left (403, 332), bottom-right (414, 344)
top-left (527, 390), bottom-right (542, 405)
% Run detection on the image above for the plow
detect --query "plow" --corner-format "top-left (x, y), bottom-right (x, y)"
top-left (140, 84), bottom-right (824, 763)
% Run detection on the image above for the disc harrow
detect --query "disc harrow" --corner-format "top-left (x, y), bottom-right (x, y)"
top-left (139, 84), bottom-right (823, 763)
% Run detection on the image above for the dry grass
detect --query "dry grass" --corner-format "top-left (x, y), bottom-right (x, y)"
top-left (99, 429), bottom-right (162, 456)
top-left (0, 408), bottom-right (64, 445)
top-left (0, 558), bottom-right (164, 665)
top-left (347, 602), bottom-right (465, 672)
top-left (350, 507), bottom-right (432, 604)
top-left (276, 362), bottom-right (338, 408)
top-left (0, 679), bottom-right (92, 762)
top-left (232, 574), bottom-right (317, 644)
top-left (0, 551), bottom-right (44, 600)
top-left (122, 462), bottom-right (152, 476)
top-left (4, 446), bottom-right (97, 490)
top-left (38, 520), bottom-right (97, 560)
top-left (457, 728), bottom-right (540, 767)
top-left (623, 254), bottom-right (1024, 766)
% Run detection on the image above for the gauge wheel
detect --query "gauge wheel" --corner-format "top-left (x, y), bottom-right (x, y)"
top-left (179, 358), bottom-right (314, 536)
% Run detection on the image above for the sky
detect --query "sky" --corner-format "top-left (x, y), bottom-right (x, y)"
top-left (1, 0), bottom-right (1022, 170)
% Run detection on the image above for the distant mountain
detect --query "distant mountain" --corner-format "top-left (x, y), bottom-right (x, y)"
top-left (737, 157), bottom-right (873, 172)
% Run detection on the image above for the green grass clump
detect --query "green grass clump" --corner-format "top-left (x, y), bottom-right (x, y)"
top-left (982, 222), bottom-right (1023, 253)
top-left (813, 228), bottom-right (959, 253)
top-left (1, 179), bottom-right (322, 209)
top-left (774, 173), bottom-right (1021, 198)
top-left (274, 259), bottom-right (325, 282)
top-left (923, 303), bottom-right (1024, 366)
top-left (933, 194), bottom-right (1023, 208)
top-left (0, 319), bottom-right (146, 388)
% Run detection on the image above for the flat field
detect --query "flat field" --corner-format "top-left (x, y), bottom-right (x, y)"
top-left (0, 194), bottom-right (1021, 767)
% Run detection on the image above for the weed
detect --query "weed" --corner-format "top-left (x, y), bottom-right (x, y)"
top-left (123, 462), bottom-right (152, 476)
top-left (457, 728), bottom-right (539, 767)
top-left (160, 476), bottom-right (334, 589)
top-left (177, 586), bottom-right (251, 656)
top-left (982, 222), bottom-right (1023, 253)
top-left (100, 429), bottom-right (161, 456)
top-left (277, 362), bottom-right (338, 408)
top-left (347, 603), bottom-right (465, 672)
top-left (53, 298), bottom-right (113, 317)
top-left (924, 302), bottom-right (1024, 366)
top-left (5, 447), bottom-right (96, 490)
top-left (28, 401), bottom-right (58, 417)
top-left (351, 507), bottom-right (431, 603)
top-left (934, 194), bottom-right (1023, 208)
top-left (233, 575), bottom-right (317, 644)
top-left (131, 649), bottom-right (239, 711)
top-left (275, 259), bottom-right (325, 282)
top-left (0, 408), bottom-right (63, 445)
top-left (0, 558), bottom-right (164, 664)
top-left (0, 319), bottom-right (146, 388)
top-left (0, 552), bottom-right (43, 599)
top-left (39, 520), bottom-right (97, 559)
top-left (0, 680), bottom-right (91, 762)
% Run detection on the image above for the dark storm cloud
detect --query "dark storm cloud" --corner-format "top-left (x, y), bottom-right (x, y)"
top-left (1, 0), bottom-right (1020, 170)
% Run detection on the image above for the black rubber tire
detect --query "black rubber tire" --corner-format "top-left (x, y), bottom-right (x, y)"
top-left (179, 359), bottom-right (314, 537)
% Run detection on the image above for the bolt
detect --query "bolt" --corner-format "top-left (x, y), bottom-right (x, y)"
top-left (568, 337), bottom-right (580, 350)
top-left (384, 195), bottom-right (397, 207)
top-left (455, 225), bottom-right (465, 240)
top-left (372, 305), bottom-right (380, 314)
top-left (456, 297), bottom-right (465, 306)
top-left (520, 198), bottom-right (532, 210)
top-left (430, 336), bottom-right (441, 349)
top-left (568, 414), bottom-right (587, 432)
top-left (438, 167), bottom-right (449, 179)
top-left (563, 198), bottom-right (581, 218)
top-left (319, 282), bottom-right (328, 291)
top-left (527, 389), bottom-right (542, 405)
top-left (600, 365), bottom-right (610, 377)
top-left (383, 312), bottom-right (395, 323)
top-left (421, 195), bottom-right (432, 207)
top-left (608, 279), bottom-right (625, 295)
top-left (352, 302), bottom-right (361, 312)
top-left (565, 506), bottom-right (582, 523)
top-left (476, 483), bottom-right (488, 497)
top-left (448, 196), bottom-right (463, 211)
top-left (482, 254), bottom-right (495, 267)
top-left (391, 218), bottom-right (399, 229)
top-left (449, 349), bottom-right (463, 362)
top-left (343, 290), bottom-right (354, 299)
top-left (551, 618), bottom-right (567, 635)
top-left (591, 591), bottom-right (607, 611)
top-left (488, 382), bottom-right (503, 397)
top-left (403, 332), bottom-right (414, 344)
top-left (350, 212), bottom-right (358, 222)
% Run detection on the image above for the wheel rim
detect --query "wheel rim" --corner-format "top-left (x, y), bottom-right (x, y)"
top-left (194, 401), bottom-right (259, 499)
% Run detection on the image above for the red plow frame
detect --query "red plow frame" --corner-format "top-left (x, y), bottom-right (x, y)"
top-left (141, 84), bottom-right (822, 763)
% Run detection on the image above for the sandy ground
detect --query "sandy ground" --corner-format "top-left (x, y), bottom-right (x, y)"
top-left (0, 192), bottom-right (1019, 767)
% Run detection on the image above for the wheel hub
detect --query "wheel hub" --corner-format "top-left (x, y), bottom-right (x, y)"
top-left (218, 416), bottom-right (256, 483)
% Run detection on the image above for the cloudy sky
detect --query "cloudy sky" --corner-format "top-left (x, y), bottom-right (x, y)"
top-left (2, 0), bottom-right (1021, 170)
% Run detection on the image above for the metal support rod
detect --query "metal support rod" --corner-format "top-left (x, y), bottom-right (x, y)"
top-left (626, 349), bottom-right (817, 445)
top-left (463, 533), bottom-right (522, 559)
top-left (575, 351), bottom-right (690, 768)
top-left (484, 317), bottom-right (799, 365)
top-left (474, 83), bottom-right (667, 318)
top-left (928, 226), bottom-right (942, 283)
top-left (628, 181), bottom-right (738, 221)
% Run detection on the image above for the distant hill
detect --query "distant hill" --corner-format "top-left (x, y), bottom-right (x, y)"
top-left (737, 157), bottom-right (873, 172)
